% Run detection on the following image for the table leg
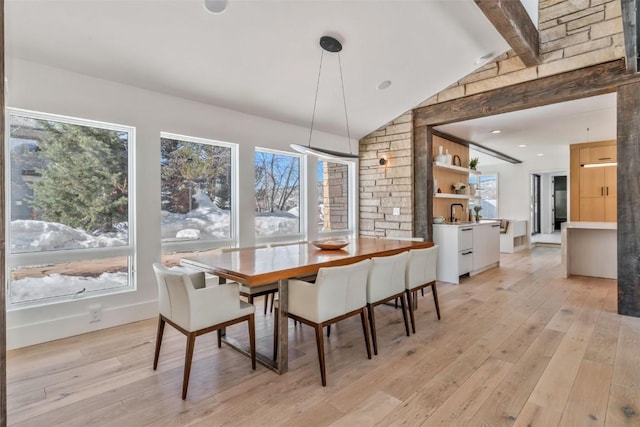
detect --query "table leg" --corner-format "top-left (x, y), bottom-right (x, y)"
top-left (276, 278), bottom-right (289, 374)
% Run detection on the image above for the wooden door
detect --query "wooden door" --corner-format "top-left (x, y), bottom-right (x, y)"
top-left (604, 166), bottom-right (617, 222)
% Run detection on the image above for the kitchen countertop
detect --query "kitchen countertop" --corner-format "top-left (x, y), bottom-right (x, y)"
top-left (433, 220), bottom-right (499, 227)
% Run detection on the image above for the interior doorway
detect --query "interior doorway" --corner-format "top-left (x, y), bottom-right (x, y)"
top-left (530, 171), bottom-right (566, 245)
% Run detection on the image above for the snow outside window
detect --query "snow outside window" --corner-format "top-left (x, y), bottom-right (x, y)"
top-left (469, 173), bottom-right (498, 219)
top-left (254, 149), bottom-right (303, 238)
top-left (317, 160), bottom-right (351, 232)
top-left (160, 133), bottom-right (236, 256)
top-left (6, 109), bottom-right (135, 307)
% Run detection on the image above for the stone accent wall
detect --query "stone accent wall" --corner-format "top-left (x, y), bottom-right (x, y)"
top-left (359, 0), bottom-right (624, 238)
top-left (418, 0), bottom-right (623, 107)
top-left (321, 162), bottom-right (349, 231)
top-left (359, 112), bottom-right (413, 238)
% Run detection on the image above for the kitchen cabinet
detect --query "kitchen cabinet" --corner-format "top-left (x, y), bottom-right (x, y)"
top-left (472, 222), bottom-right (500, 271)
top-left (579, 145), bottom-right (616, 164)
top-left (433, 221), bottom-right (500, 284)
top-left (579, 165), bottom-right (616, 222)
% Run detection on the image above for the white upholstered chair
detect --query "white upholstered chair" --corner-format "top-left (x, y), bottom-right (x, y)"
top-left (273, 258), bottom-right (373, 386)
top-left (405, 245), bottom-right (440, 333)
top-left (152, 263), bottom-right (256, 399)
top-left (366, 252), bottom-right (410, 355)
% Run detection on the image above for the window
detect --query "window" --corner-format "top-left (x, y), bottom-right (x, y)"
top-left (470, 173), bottom-right (498, 219)
top-left (160, 133), bottom-right (236, 254)
top-left (6, 109), bottom-right (134, 306)
top-left (254, 149), bottom-right (303, 238)
top-left (317, 160), bottom-right (350, 232)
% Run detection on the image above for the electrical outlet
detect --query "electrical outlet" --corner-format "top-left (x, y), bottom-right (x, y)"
top-left (88, 304), bottom-right (102, 322)
top-left (393, 207), bottom-right (400, 216)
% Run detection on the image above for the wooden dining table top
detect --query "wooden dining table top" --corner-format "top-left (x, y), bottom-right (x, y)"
top-left (181, 237), bottom-right (434, 286)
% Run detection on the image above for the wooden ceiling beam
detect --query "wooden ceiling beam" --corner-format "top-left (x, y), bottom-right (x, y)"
top-left (621, 0), bottom-right (638, 73)
top-left (414, 59), bottom-right (640, 127)
top-left (474, 0), bottom-right (540, 67)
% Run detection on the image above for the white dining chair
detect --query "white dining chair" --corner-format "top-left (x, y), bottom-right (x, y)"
top-left (405, 245), bottom-right (440, 333)
top-left (366, 252), bottom-right (410, 355)
top-left (152, 263), bottom-right (256, 399)
top-left (223, 245), bottom-right (278, 314)
top-left (273, 258), bottom-right (373, 386)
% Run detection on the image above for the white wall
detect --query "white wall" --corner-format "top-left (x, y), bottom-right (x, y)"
top-left (481, 152), bottom-right (569, 224)
top-left (5, 57), bottom-right (356, 349)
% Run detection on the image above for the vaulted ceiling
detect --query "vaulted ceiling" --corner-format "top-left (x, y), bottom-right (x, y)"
top-left (5, 0), bottom-right (509, 139)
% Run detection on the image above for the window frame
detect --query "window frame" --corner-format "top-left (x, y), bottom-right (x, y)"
top-left (160, 132), bottom-right (239, 254)
top-left (316, 157), bottom-right (356, 238)
top-left (5, 107), bottom-right (136, 309)
top-left (254, 147), bottom-right (306, 244)
top-left (470, 172), bottom-right (499, 219)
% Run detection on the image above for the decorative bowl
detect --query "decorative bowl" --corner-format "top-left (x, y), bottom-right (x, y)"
top-left (312, 239), bottom-right (349, 250)
top-left (433, 217), bottom-right (446, 224)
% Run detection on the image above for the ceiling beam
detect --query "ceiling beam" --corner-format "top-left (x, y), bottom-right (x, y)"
top-left (474, 0), bottom-right (540, 67)
top-left (431, 129), bottom-right (522, 164)
top-left (415, 59), bottom-right (640, 127)
top-left (621, 0), bottom-right (638, 73)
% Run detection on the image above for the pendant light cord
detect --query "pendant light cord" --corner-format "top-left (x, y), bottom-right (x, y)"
top-left (338, 53), bottom-right (353, 155)
top-left (307, 50), bottom-right (324, 148)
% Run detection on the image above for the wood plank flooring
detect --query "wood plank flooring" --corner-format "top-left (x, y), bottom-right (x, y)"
top-left (6, 247), bottom-right (640, 426)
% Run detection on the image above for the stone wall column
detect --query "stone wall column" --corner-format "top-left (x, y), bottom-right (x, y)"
top-left (616, 82), bottom-right (640, 316)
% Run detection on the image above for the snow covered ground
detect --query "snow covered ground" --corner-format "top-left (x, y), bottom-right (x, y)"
top-left (9, 200), bottom-right (299, 303)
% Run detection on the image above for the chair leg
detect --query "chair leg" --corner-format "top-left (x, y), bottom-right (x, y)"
top-left (367, 303), bottom-right (378, 356)
top-left (327, 324), bottom-right (331, 337)
top-left (406, 289), bottom-right (416, 334)
top-left (314, 324), bottom-right (327, 386)
top-left (421, 288), bottom-right (424, 296)
top-left (400, 293), bottom-right (410, 337)
top-left (273, 308), bottom-right (279, 361)
top-left (182, 333), bottom-right (196, 400)
top-left (360, 308), bottom-right (372, 360)
top-left (432, 283), bottom-right (441, 320)
top-left (248, 314), bottom-right (256, 370)
top-left (263, 294), bottom-right (269, 315)
top-left (217, 329), bottom-right (222, 348)
top-left (269, 293), bottom-right (275, 313)
top-left (153, 316), bottom-right (165, 370)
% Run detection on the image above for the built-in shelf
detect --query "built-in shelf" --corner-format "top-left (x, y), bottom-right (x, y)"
top-left (433, 162), bottom-right (481, 175)
top-left (434, 193), bottom-right (473, 199)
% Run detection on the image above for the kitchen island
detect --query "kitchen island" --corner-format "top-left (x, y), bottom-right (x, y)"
top-left (561, 221), bottom-right (617, 279)
top-left (433, 220), bottom-right (500, 284)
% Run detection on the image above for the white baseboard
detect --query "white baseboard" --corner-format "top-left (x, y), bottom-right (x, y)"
top-left (7, 300), bottom-right (158, 350)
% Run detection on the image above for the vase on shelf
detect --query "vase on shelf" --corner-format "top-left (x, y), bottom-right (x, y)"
top-left (435, 146), bottom-right (446, 163)
top-left (445, 149), bottom-right (452, 165)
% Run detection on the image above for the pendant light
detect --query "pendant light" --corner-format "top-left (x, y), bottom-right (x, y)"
top-left (291, 36), bottom-right (358, 160)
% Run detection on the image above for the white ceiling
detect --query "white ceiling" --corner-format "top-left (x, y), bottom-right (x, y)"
top-left (436, 93), bottom-right (617, 166)
top-left (5, 0), bottom-right (509, 139)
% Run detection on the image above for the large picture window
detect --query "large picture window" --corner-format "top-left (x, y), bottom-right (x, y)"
top-left (318, 159), bottom-right (350, 232)
top-left (6, 109), bottom-right (135, 306)
top-left (254, 149), bottom-right (303, 237)
top-left (160, 133), bottom-right (236, 253)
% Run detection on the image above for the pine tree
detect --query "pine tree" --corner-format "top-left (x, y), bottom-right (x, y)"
top-left (31, 122), bottom-right (129, 233)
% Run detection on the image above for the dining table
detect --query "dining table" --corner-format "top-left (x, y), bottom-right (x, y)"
top-left (180, 236), bottom-right (434, 374)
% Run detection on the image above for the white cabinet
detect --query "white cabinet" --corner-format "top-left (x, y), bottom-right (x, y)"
top-left (472, 223), bottom-right (500, 272)
top-left (433, 221), bottom-right (500, 284)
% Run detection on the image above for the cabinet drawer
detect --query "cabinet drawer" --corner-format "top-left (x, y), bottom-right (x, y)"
top-left (458, 227), bottom-right (473, 250)
top-left (459, 249), bottom-right (473, 275)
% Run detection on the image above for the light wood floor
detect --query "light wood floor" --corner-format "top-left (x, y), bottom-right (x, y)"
top-left (7, 247), bottom-right (640, 426)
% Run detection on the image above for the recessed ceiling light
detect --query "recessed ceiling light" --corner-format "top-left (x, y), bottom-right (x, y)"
top-left (490, 129), bottom-right (501, 134)
top-left (519, 144), bottom-right (527, 148)
top-left (377, 80), bottom-right (392, 90)
top-left (537, 153), bottom-right (544, 156)
top-left (203, 0), bottom-right (228, 14)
